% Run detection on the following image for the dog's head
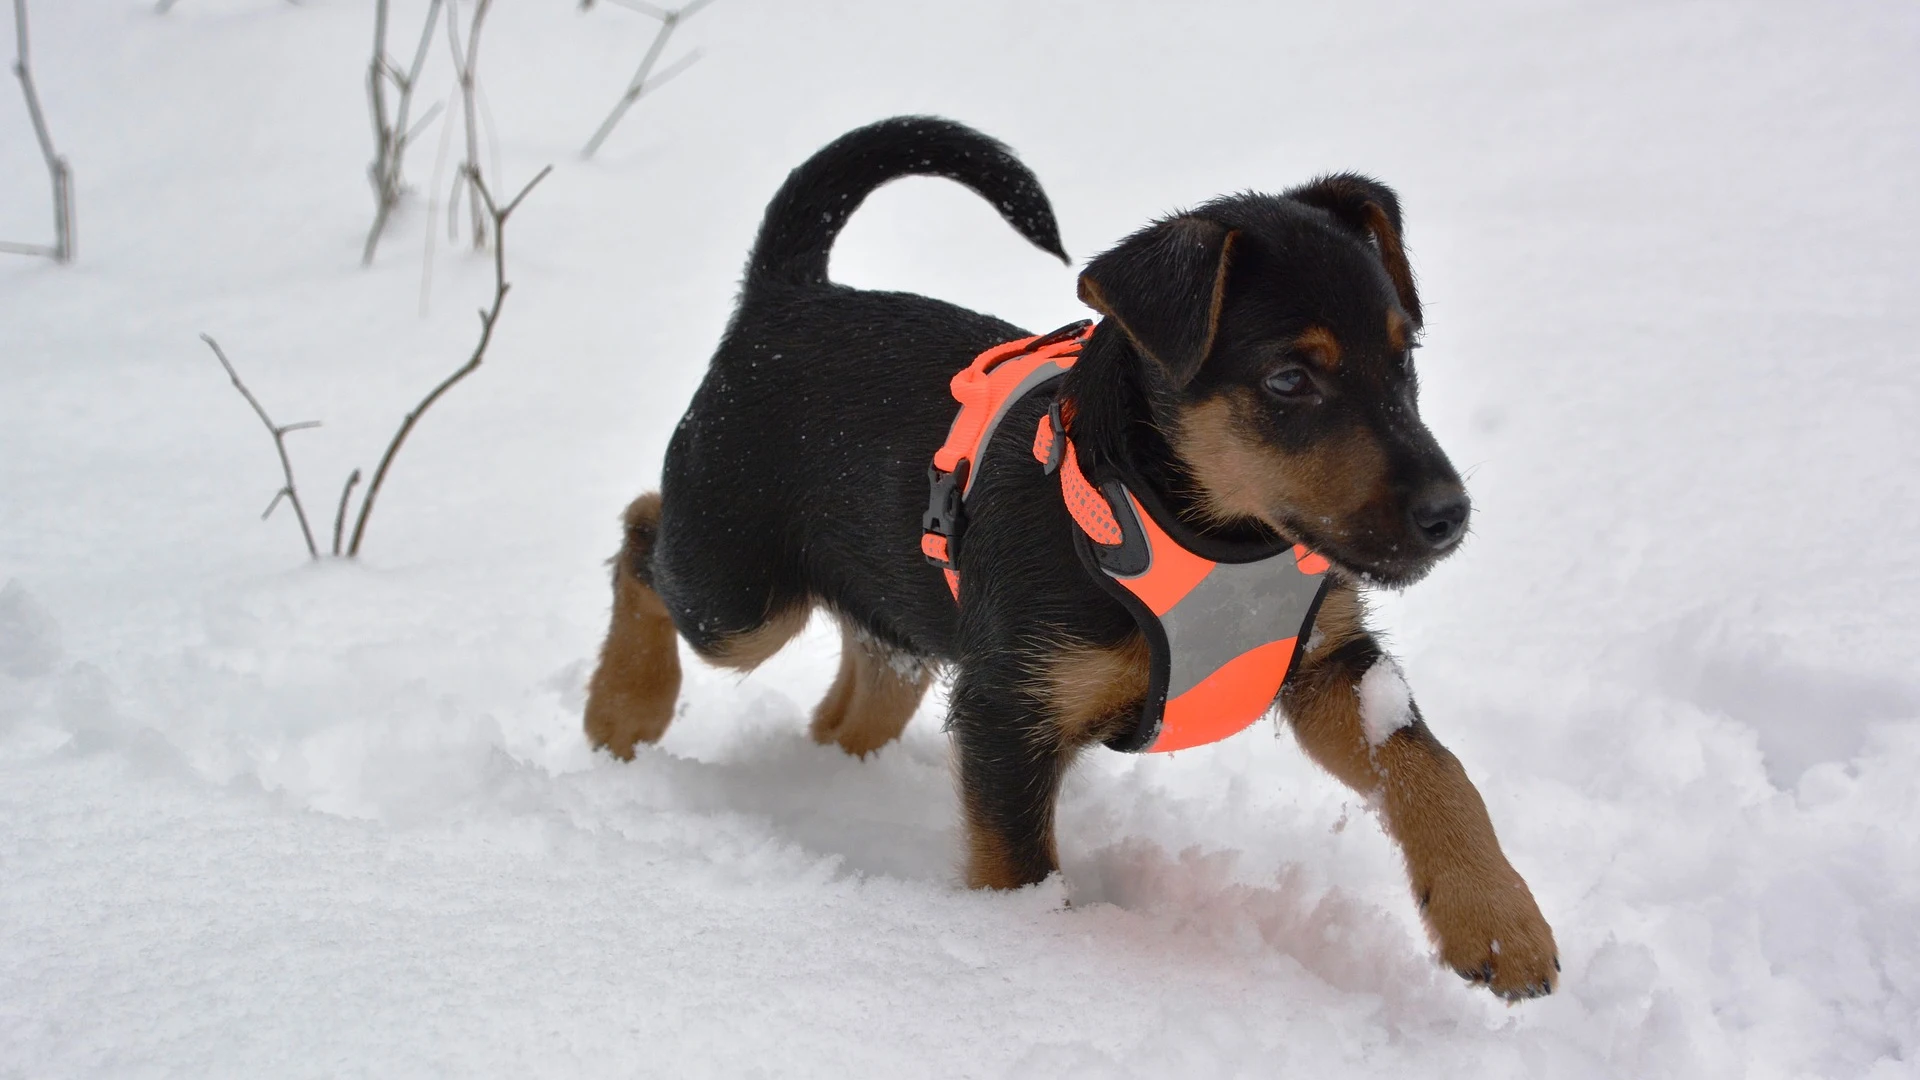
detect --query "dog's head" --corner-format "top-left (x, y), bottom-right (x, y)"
top-left (1077, 175), bottom-right (1466, 587)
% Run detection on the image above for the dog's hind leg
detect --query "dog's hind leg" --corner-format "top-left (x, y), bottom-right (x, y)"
top-left (584, 494), bottom-right (684, 759)
top-left (810, 620), bottom-right (932, 757)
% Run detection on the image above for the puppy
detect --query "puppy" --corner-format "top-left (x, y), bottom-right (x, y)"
top-left (585, 116), bottom-right (1557, 999)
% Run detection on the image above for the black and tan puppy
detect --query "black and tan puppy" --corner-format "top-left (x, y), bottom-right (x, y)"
top-left (585, 117), bottom-right (1557, 999)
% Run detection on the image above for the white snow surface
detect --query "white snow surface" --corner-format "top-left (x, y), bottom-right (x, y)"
top-left (4, 1), bottom-right (1919, 1077)
top-left (1356, 658), bottom-right (1414, 748)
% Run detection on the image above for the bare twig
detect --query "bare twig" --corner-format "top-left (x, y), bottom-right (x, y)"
top-left (202, 334), bottom-right (321, 560)
top-left (346, 164), bottom-right (550, 557)
top-left (580, 0), bottom-right (715, 159)
top-left (443, 0), bottom-right (493, 250)
top-left (331, 469), bottom-right (362, 556)
top-left (6, 0), bottom-right (74, 262)
top-left (362, 0), bottom-right (445, 266)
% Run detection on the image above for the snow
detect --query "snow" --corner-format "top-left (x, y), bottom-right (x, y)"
top-left (1356, 658), bottom-right (1414, 747)
top-left (4, 0), bottom-right (1919, 1076)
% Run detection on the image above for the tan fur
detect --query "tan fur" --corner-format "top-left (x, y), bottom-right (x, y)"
top-left (963, 793), bottom-right (1039, 890)
top-left (1202, 230), bottom-right (1237, 358)
top-left (1293, 325), bottom-right (1343, 369)
top-left (1359, 201), bottom-right (1421, 322)
top-left (1037, 632), bottom-right (1150, 747)
top-left (1386, 308), bottom-right (1410, 353)
top-left (1280, 584), bottom-right (1558, 998)
top-left (1171, 392), bottom-right (1388, 532)
top-left (695, 603), bottom-right (810, 672)
top-left (584, 494), bottom-right (684, 759)
top-left (810, 620), bottom-right (932, 757)
top-left (958, 633), bottom-right (1151, 888)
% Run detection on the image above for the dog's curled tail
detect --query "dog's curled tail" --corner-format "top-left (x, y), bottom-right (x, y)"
top-left (743, 115), bottom-right (1069, 292)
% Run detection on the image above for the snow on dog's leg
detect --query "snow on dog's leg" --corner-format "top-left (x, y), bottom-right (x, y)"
top-left (1279, 585), bottom-right (1559, 1001)
top-left (584, 494), bottom-right (684, 759)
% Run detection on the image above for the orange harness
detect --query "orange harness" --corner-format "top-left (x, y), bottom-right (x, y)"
top-left (923, 323), bottom-right (1332, 753)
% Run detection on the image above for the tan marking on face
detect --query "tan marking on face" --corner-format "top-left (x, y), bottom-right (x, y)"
top-left (1386, 309), bottom-right (1409, 353)
top-left (1170, 392), bottom-right (1389, 533)
top-left (1294, 326), bottom-right (1342, 370)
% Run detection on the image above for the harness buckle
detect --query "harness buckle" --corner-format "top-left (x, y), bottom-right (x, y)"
top-left (921, 459), bottom-right (970, 569)
top-left (1037, 399), bottom-right (1068, 475)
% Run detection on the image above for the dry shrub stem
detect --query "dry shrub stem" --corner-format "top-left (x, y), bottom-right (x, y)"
top-left (580, 0), bottom-right (715, 159)
top-left (332, 469), bottom-right (363, 557)
top-left (205, 164), bottom-right (548, 561)
top-left (4, 0), bottom-right (74, 262)
top-left (202, 334), bottom-right (322, 561)
top-left (444, 0), bottom-right (493, 250)
top-left (363, 0), bottom-right (446, 266)
top-left (345, 163), bottom-right (551, 557)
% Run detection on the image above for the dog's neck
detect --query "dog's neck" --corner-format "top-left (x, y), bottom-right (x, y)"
top-left (1060, 324), bottom-right (1275, 547)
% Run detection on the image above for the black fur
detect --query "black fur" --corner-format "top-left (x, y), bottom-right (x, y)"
top-left (645, 117), bottom-right (1465, 886)
top-left (745, 115), bottom-right (1067, 289)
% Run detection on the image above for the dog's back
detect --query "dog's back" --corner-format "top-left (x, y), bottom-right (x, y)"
top-left (649, 117), bottom-right (1069, 662)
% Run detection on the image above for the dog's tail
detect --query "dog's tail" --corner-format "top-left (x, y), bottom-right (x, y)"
top-left (743, 116), bottom-right (1069, 292)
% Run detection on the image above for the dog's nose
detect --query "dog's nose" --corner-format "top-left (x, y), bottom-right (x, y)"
top-left (1408, 485), bottom-right (1470, 550)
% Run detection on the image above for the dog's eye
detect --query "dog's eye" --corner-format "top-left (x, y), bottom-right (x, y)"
top-left (1263, 366), bottom-right (1316, 400)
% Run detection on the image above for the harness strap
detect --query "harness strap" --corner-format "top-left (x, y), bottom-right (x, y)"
top-left (922, 321), bottom-right (1093, 597)
top-left (1038, 421), bottom-right (1124, 545)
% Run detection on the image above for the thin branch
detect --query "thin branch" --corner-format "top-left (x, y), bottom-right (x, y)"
top-left (444, 0), bottom-right (493, 250)
top-left (346, 164), bottom-right (550, 557)
top-left (362, 0), bottom-right (445, 266)
top-left (7, 0), bottom-right (74, 262)
top-left (332, 469), bottom-right (361, 556)
top-left (399, 99), bottom-right (444, 149)
top-left (580, 0), bottom-right (715, 159)
top-left (202, 334), bottom-right (321, 560)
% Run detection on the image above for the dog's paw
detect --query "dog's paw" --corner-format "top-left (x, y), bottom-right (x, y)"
top-left (1421, 865), bottom-right (1559, 1002)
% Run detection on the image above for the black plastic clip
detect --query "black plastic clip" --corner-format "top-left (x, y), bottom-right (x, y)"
top-left (1038, 399), bottom-right (1068, 475)
top-left (922, 459), bottom-right (970, 568)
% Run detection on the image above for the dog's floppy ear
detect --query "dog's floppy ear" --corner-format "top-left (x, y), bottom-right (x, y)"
top-left (1287, 174), bottom-right (1422, 327)
top-left (1077, 215), bottom-right (1237, 387)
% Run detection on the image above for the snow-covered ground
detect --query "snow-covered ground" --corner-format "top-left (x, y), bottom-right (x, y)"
top-left (4, 1), bottom-right (1917, 1075)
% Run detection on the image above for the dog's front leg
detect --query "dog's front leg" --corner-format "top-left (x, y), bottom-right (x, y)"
top-left (947, 658), bottom-right (1088, 891)
top-left (1279, 587), bottom-right (1558, 1000)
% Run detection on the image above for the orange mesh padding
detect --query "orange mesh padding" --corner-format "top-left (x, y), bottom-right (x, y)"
top-left (1031, 415), bottom-right (1056, 465)
top-left (1059, 442), bottom-right (1123, 545)
top-left (922, 534), bottom-right (949, 563)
